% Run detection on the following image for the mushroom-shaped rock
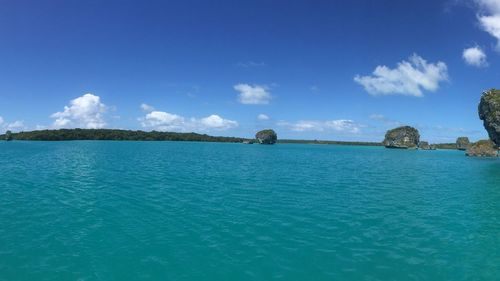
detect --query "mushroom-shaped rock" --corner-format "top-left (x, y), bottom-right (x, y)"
top-left (456, 137), bottom-right (470, 150)
top-left (255, 129), bottom-right (277, 144)
top-left (465, 140), bottom-right (499, 157)
top-left (479, 89), bottom-right (500, 146)
top-left (5, 130), bottom-right (12, 141)
top-left (383, 126), bottom-right (420, 149)
top-left (418, 141), bottom-right (431, 150)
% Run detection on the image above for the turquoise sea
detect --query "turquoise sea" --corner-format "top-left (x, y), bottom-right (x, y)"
top-left (1, 141), bottom-right (500, 281)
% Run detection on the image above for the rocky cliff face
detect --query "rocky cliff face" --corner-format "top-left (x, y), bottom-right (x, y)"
top-left (465, 140), bottom-right (499, 157)
top-left (4, 130), bottom-right (12, 141)
top-left (456, 137), bottom-right (470, 150)
top-left (255, 129), bottom-right (277, 144)
top-left (418, 141), bottom-right (430, 150)
top-left (383, 126), bottom-right (420, 149)
top-left (479, 89), bottom-right (500, 146)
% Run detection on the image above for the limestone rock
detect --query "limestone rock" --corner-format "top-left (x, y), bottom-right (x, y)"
top-left (465, 140), bottom-right (499, 157)
top-left (255, 129), bottom-right (277, 144)
top-left (456, 137), bottom-right (470, 150)
top-left (5, 130), bottom-right (12, 141)
top-left (418, 141), bottom-right (431, 150)
top-left (383, 126), bottom-right (420, 149)
top-left (478, 89), bottom-right (500, 146)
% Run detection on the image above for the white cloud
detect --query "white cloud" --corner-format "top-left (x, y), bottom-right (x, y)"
top-left (463, 46), bottom-right (488, 67)
top-left (234, 84), bottom-right (272, 104)
top-left (476, 0), bottom-right (500, 49)
top-left (257, 114), bottom-right (269, 120)
top-left (51, 93), bottom-right (107, 129)
top-left (199, 115), bottom-right (238, 130)
top-left (0, 116), bottom-right (25, 132)
top-left (139, 107), bottom-right (238, 132)
top-left (369, 114), bottom-right (386, 121)
top-left (6, 120), bottom-right (24, 130)
top-left (368, 114), bottom-right (402, 127)
top-left (354, 54), bottom-right (448, 97)
top-left (140, 103), bottom-right (155, 112)
top-left (237, 61), bottom-right (266, 67)
top-left (140, 111), bottom-right (186, 131)
top-left (278, 119), bottom-right (361, 133)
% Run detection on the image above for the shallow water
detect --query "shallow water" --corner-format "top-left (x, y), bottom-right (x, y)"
top-left (0, 141), bottom-right (499, 280)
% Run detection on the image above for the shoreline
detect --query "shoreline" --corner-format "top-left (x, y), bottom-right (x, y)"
top-left (0, 128), bottom-right (463, 149)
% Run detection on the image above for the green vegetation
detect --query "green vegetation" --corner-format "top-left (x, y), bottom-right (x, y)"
top-left (456, 137), bottom-right (470, 150)
top-left (434, 143), bottom-right (458, 150)
top-left (278, 139), bottom-right (383, 146)
top-left (382, 126), bottom-right (420, 148)
top-left (483, 89), bottom-right (500, 104)
top-left (479, 89), bottom-right (500, 146)
top-left (0, 129), bottom-right (247, 142)
top-left (465, 139), bottom-right (499, 157)
top-left (0, 128), bottom-right (472, 150)
top-left (255, 129), bottom-right (277, 144)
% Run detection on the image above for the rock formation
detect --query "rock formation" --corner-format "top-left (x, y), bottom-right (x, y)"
top-left (456, 137), bottom-right (470, 150)
top-left (383, 126), bottom-right (420, 149)
top-left (479, 89), bottom-right (500, 146)
top-left (418, 141), bottom-right (431, 150)
top-left (5, 130), bottom-right (12, 141)
top-left (465, 140), bottom-right (499, 157)
top-left (255, 129), bottom-right (277, 144)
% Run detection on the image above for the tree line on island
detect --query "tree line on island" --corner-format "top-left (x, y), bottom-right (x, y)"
top-left (0, 128), bottom-right (279, 145)
top-left (2, 89), bottom-right (500, 157)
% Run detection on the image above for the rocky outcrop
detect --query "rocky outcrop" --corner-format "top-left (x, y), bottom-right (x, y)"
top-left (383, 126), bottom-right (420, 149)
top-left (479, 89), bottom-right (500, 146)
top-left (465, 140), bottom-right (499, 157)
top-left (255, 129), bottom-right (277, 144)
top-left (418, 141), bottom-right (430, 150)
top-left (5, 130), bottom-right (12, 141)
top-left (456, 137), bottom-right (470, 150)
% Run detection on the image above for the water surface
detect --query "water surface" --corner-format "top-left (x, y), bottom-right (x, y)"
top-left (1, 141), bottom-right (499, 280)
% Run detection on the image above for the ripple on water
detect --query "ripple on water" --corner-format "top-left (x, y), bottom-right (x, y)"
top-left (0, 141), bottom-right (499, 280)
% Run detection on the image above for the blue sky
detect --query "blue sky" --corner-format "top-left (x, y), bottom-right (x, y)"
top-left (1, 0), bottom-right (500, 142)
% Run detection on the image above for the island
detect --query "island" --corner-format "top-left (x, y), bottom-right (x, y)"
top-left (0, 127), bottom-right (492, 154)
top-left (479, 89), bottom-right (500, 146)
top-left (255, 129), bottom-right (277, 144)
top-left (467, 89), bottom-right (500, 157)
top-left (0, 129), bottom-right (247, 143)
top-left (456, 137), bottom-right (470, 150)
top-left (466, 140), bottom-right (499, 157)
top-left (382, 126), bottom-right (420, 149)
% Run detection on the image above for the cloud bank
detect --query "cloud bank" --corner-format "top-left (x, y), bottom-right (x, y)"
top-left (354, 54), bottom-right (448, 97)
top-left (4, 120), bottom-right (24, 131)
top-left (51, 93), bottom-right (107, 129)
top-left (0, 116), bottom-right (25, 132)
top-left (476, 0), bottom-right (500, 49)
top-left (139, 108), bottom-right (238, 132)
top-left (278, 119), bottom-right (361, 133)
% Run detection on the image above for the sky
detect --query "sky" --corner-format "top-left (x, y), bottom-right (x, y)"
top-left (1, 0), bottom-right (500, 142)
